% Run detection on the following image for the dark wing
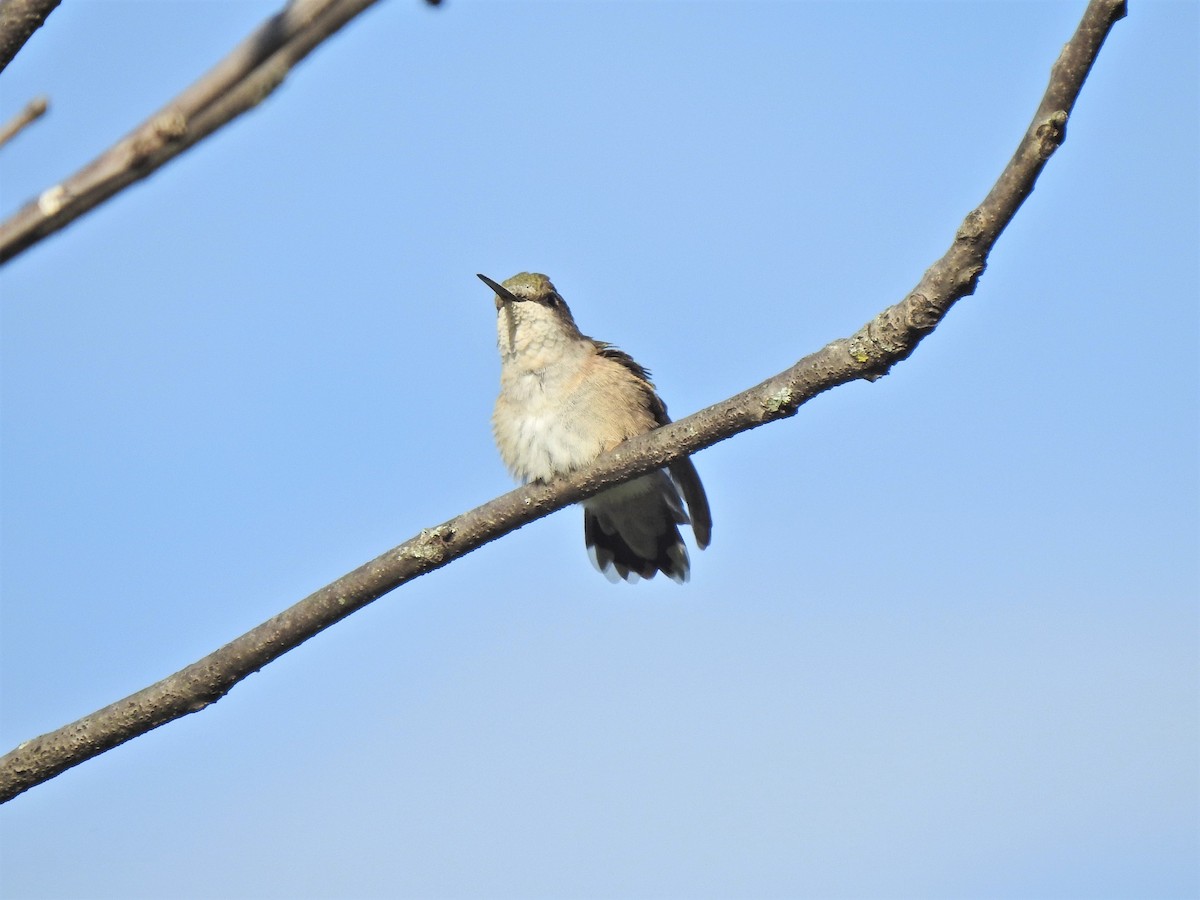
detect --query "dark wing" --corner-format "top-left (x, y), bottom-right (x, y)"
top-left (594, 340), bottom-right (712, 550)
top-left (668, 455), bottom-right (711, 549)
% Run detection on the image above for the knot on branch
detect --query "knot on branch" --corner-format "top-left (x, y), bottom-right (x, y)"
top-left (958, 262), bottom-right (985, 296)
top-left (846, 305), bottom-right (913, 381)
top-left (153, 109), bottom-right (188, 143)
top-left (36, 184), bottom-right (67, 217)
top-left (760, 385), bottom-right (795, 416)
top-left (410, 525), bottom-right (456, 563)
top-left (906, 291), bottom-right (941, 330)
top-left (129, 110), bottom-right (188, 167)
top-left (955, 209), bottom-right (987, 246)
top-left (1034, 110), bottom-right (1069, 158)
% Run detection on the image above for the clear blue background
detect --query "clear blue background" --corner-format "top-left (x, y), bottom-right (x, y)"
top-left (1, 2), bottom-right (1196, 898)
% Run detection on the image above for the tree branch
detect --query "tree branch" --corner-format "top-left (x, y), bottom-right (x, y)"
top-left (0, 94), bottom-right (47, 149)
top-left (0, 0), bottom-right (59, 75)
top-left (0, 0), bottom-right (1127, 804)
top-left (0, 0), bottom-right (383, 266)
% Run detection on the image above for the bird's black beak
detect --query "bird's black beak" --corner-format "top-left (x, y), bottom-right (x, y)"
top-left (477, 273), bottom-right (524, 305)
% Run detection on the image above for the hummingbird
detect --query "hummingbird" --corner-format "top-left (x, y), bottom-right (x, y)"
top-left (479, 272), bottom-right (711, 583)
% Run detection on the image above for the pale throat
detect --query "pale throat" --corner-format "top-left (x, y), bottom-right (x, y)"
top-left (494, 304), bottom-right (600, 481)
top-left (496, 304), bottom-right (587, 375)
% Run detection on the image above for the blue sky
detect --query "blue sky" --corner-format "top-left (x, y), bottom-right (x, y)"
top-left (1, 1), bottom-right (1196, 898)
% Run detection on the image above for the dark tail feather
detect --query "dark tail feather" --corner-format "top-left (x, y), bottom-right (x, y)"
top-left (584, 506), bottom-right (690, 584)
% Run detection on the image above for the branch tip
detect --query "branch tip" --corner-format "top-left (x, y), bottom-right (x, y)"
top-left (0, 94), bottom-right (50, 149)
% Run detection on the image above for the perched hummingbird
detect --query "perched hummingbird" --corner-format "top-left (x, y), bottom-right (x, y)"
top-left (479, 272), bottom-right (711, 583)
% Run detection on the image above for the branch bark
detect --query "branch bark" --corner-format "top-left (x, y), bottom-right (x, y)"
top-left (0, 0), bottom-right (1127, 804)
top-left (0, 0), bottom-right (59, 74)
top-left (0, 94), bottom-right (47, 149)
top-left (0, 0), bottom-right (382, 266)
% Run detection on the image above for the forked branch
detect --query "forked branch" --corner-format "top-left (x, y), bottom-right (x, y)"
top-left (0, 0), bottom-right (384, 265)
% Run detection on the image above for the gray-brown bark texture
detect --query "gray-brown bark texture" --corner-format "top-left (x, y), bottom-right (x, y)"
top-left (0, 94), bottom-right (47, 148)
top-left (0, 0), bottom-right (1127, 804)
top-left (0, 0), bottom-right (382, 265)
top-left (0, 0), bottom-right (59, 74)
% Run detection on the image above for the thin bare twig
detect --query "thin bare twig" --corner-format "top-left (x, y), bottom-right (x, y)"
top-left (0, 0), bottom-right (59, 75)
top-left (0, 0), bottom-right (1127, 804)
top-left (0, 94), bottom-right (47, 149)
top-left (0, 0), bottom-right (381, 266)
